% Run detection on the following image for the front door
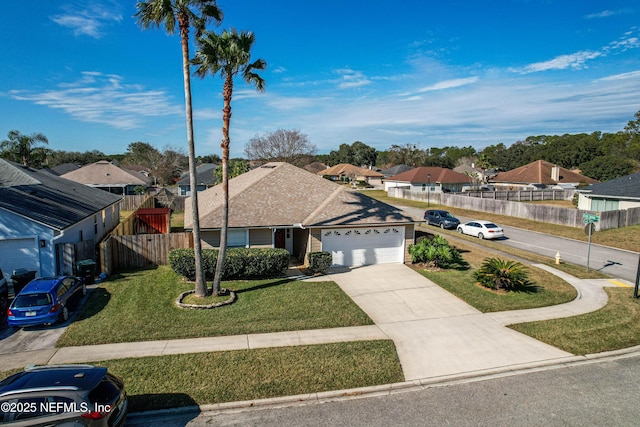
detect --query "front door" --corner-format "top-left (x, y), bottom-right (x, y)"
top-left (274, 229), bottom-right (285, 249)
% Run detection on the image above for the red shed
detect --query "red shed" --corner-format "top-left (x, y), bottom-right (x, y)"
top-left (135, 208), bottom-right (171, 234)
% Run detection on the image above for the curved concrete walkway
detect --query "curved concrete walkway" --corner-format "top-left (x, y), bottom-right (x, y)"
top-left (0, 264), bottom-right (627, 382)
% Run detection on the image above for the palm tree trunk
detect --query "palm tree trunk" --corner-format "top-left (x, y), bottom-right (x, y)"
top-left (212, 76), bottom-right (233, 295)
top-left (180, 16), bottom-right (207, 297)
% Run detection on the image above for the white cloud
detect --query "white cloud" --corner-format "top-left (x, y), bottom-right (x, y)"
top-left (514, 50), bottom-right (603, 74)
top-left (10, 72), bottom-right (182, 129)
top-left (584, 9), bottom-right (630, 19)
top-left (416, 76), bottom-right (479, 93)
top-left (334, 68), bottom-right (372, 89)
top-left (51, 1), bottom-right (122, 38)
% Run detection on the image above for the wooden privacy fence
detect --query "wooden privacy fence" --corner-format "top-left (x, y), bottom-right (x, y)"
top-left (100, 232), bottom-right (193, 275)
top-left (389, 188), bottom-right (640, 230)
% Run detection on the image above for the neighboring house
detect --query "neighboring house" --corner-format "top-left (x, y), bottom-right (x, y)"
top-left (490, 160), bottom-right (598, 190)
top-left (49, 163), bottom-right (81, 176)
top-left (384, 166), bottom-right (472, 193)
top-left (0, 159), bottom-right (121, 277)
top-left (318, 163), bottom-right (384, 186)
top-left (61, 160), bottom-right (149, 195)
top-left (453, 164), bottom-right (486, 186)
top-left (577, 172), bottom-right (640, 211)
top-left (379, 164), bottom-right (414, 179)
top-left (176, 163), bottom-right (218, 196)
top-left (185, 162), bottom-right (420, 267)
top-left (303, 161), bottom-right (328, 174)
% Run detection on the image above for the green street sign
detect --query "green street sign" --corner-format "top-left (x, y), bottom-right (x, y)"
top-left (583, 213), bottom-right (600, 224)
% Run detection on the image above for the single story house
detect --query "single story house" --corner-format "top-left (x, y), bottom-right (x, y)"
top-left (577, 172), bottom-right (640, 211)
top-left (61, 160), bottom-right (150, 195)
top-left (490, 160), bottom-right (598, 190)
top-left (0, 159), bottom-right (121, 277)
top-left (176, 163), bottom-right (218, 196)
top-left (185, 162), bottom-right (420, 267)
top-left (318, 163), bottom-right (384, 186)
top-left (384, 166), bottom-right (472, 193)
top-left (379, 164), bottom-right (414, 179)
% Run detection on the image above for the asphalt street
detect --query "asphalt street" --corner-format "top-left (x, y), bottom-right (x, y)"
top-left (126, 352), bottom-right (640, 426)
top-left (400, 205), bottom-right (639, 283)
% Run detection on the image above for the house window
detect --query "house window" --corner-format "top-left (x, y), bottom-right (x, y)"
top-left (227, 229), bottom-right (248, 247)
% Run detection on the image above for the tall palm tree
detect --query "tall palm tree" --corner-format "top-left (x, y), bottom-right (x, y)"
top-left (1, 130), bottom-right (49, 167)
top-left (135, 0), bottom-right (223, 297)
top-left (193, 29), bottom-right (266, 295)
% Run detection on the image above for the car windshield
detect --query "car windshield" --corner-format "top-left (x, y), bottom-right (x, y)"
top-left (12, 293), bottom-right (52, 308)
top-left (441, 212), bottom-right (455, 218)
top-left (484, 223), bottom-right (499, 228)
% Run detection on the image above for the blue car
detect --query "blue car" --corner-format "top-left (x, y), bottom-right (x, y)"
top-left (7, 276), bottom-right (86, 328)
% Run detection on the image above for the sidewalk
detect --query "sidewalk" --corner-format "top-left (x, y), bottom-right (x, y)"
top-left (0, 264), bottom-right (628, 378)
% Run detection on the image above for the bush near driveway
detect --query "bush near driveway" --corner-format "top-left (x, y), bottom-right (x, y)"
top-left (57, 266), bottom-right (373, 346)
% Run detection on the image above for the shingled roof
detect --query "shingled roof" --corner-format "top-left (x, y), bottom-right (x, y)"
top-left (580, 172), bottom-right (640, 199)
top-left (491, 160), bottom-right (598, 185)
top-left (0, 159), bottom-right (121, 230)
top-left (318, 163), bottom-right (383, 178)
top-left (386, 166), bottom-right (472, 184)
top-left (61, 160), bottom-right (149, 186)
top-left (176, 163), bottom-right (218, 186)
top-left (185, 162), bottom-right (418, 229)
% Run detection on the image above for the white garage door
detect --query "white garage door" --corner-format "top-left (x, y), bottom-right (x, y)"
top-left (0, 238), bottom-right (39, 276)
top-left (321, 227), bottom-right (405, 266)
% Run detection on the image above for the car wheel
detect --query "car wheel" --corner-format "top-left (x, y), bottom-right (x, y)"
top-left (478, 233), bottom-right (485, 239)
top-left (440, 223), bottom-right (445, 229)
top-left (457, 227), bottom-right (463, 233)
top-left (61, 306), bottom-right (69, 322)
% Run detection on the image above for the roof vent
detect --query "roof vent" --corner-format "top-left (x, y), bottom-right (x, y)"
top-left (260, 165), bottom-right (277, 169)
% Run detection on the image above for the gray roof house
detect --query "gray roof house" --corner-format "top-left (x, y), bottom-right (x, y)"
top-left (577, 172), bottom-right (640, 211)
top-left (176, 163), bottom-right (218, 196)
top-left (185, 162), bottom-right (420, 266)
top-left (0, 159), bottom-right (121, 277)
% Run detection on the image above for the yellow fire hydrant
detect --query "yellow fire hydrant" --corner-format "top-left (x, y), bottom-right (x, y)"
top-left (555, 252), bottom-right (562, 265)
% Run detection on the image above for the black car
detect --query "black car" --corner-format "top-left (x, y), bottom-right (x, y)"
top-left (423, 209), bottom-right (460, 229)
top-left (0, 365), bottom-right (127, 426)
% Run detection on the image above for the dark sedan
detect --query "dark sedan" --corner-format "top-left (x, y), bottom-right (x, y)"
top-left (423, 209), bottom-right (461, 229)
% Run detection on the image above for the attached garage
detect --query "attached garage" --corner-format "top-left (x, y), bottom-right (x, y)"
top-left (321, 226), bottom-right (406, 266)
top-left (0, 238), bottom-right (39, 276)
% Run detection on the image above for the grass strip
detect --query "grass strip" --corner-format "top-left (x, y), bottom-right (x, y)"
top-left (97, 340), bottom-right (403, 412)
top-left (509, 288), bottom-right (640, 355)
top-left (57, 266), bottom-right (372, 347)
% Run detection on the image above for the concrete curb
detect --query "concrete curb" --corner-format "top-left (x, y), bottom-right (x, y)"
top-left (127, 345), bottom-right (640, 422)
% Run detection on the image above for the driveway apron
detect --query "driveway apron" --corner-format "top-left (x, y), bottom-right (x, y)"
top-left (326, 264), bottom-right (572, 381)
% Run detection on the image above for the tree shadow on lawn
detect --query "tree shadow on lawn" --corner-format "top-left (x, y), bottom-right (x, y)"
top-left (232, 277), bottom-right (297, 294)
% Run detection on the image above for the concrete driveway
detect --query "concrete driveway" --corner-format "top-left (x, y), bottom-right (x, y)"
top-left (326, 264), bottom-right (573, 381)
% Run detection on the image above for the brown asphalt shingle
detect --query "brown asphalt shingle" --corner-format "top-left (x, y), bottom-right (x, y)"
top-left (185, 162), bottom-right (417, 230)
top-left (492, 160), bottom-right (598, 185)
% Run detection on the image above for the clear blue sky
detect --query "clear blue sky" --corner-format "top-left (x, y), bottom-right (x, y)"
top-left (1, 1), bottom-right (639, 158)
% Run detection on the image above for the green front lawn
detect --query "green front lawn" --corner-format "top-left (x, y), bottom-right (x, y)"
top-left (57, 266), bottom-right (373, 347)
top-left (510, 288), bottom-right (640, 355)
top-left (98, 340), bottom-right (403, 412)
top-left (415, 239), bottom-right (577, 312)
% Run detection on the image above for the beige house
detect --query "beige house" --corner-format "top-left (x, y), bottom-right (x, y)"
top-left (61, 160), bottom-right (149, 195)
top-left (318, 163), bottom-right (384, 186)
top-left (490, 160), bottom-right (598, 190)
top-left (185, 162), bottom-right (420, 266)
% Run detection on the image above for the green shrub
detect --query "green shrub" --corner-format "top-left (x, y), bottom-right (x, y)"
top-left (308, 251), bottom-right (332, 274)
top-left (169, 248), bottom-right (290, 280)
top-left (408, 235), bottom-right (464, 269)
top-left (473, 258), bottom-right (534, 291)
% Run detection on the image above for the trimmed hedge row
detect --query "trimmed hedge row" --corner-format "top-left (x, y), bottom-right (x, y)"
top-left (307, 251), bottom-right (332, 274)
top-left (169, 248), bottom-right (290, 280)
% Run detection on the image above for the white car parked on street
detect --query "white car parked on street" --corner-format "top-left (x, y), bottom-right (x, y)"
top-left (457, 220), bottom-right (505, 240)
